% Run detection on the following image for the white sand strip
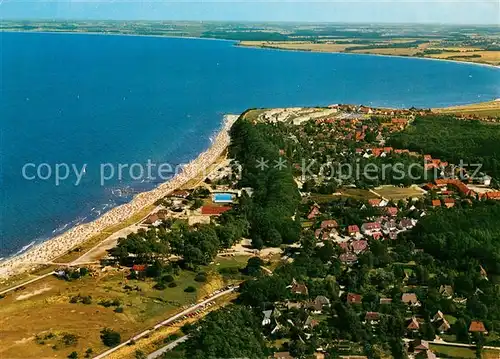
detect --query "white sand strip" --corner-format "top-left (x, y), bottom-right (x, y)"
top-left (0, 115), bottom-right (238, 279)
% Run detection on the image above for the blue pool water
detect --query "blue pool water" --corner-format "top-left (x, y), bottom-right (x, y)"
top-left (213, 193), bottom-right (235, 203)
top-left (1, 31), bottom-right (499, 257)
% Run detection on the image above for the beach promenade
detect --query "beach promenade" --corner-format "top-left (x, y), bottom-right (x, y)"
top-left (0, 115), bottom-right (238, 279)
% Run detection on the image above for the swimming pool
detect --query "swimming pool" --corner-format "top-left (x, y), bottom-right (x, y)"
top-left (213, 193), bottom-right (235, 203)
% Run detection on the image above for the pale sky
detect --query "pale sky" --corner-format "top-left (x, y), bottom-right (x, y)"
top-left (0, 0), bottom-right (498, 25)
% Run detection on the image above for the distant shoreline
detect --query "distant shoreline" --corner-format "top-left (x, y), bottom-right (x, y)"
top-left (236, 42), bottom-right (500, 70)
top-left (0, 29), bottom-right (238, 43)
top-left (3, 30), bottom-right (499, 69)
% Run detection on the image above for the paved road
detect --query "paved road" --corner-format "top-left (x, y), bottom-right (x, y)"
top-left (92, 286), bottom-right (238, 359)
top-left (0, 271), bottom-right (55, 296)
top-left (147, 335), bottom-right (189, 359)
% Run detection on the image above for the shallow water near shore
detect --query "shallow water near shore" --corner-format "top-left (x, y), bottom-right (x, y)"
top-left (1, 31), bottom-right (499, 257)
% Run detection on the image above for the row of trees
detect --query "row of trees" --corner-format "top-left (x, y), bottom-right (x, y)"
top-left (110, 216), bottom-right (249, 270)
top-left (229, 117), bottom-right (302, 248)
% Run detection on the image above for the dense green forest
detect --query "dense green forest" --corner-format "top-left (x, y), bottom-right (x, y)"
top-left (389, 115), bottom-right (500, 180)
top-left (183, 306), bottom-right (268, 359)
top-left (229, 117), bottom-right (302, 248)
top-left (403, 201), bottom-right (500, 275)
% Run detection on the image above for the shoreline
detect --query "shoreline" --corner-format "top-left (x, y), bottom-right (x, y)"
top-left (0, 114), bottom-right (238, 279)
top-left (2, 30), bottom-right (498, 69)
top-left (236, 42), bottom-right (500, 70)
top-left (0, 29), bottom-right (238, 43)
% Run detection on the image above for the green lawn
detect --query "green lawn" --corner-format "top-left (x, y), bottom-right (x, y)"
top-left (211, 255), bottom-right (249, 270)
top-left (445, 314), bottom-right (458, 325)
top-left (430, 344), bottom-right (476, 358)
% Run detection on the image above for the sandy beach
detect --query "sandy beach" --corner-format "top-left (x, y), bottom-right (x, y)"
top-left (0, 114), bottom-right (238, 279)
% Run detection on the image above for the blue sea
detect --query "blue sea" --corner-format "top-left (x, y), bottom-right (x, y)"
top-left (1, 32), bottom-right (499, 257)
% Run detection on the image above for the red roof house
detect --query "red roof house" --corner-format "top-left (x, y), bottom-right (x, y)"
top-left (307, 205), bottom-right (321, 220)
top-left (444, 198), bottom-right (455, 208)
top-left (469, 320), bottom-right (488, 334)
top-left (351, 240), bottom-right (368, 254)
top-left (320, 219), bottom-right (339, 229)
top-left (132, 264), bottom-right (147, 272)
top-left (368, 198), bottom-right (382, 207)
top-left (365, 311), bottom-right (380, 322)
top-left (347, 293), bottom-right (362, 304)
top-left (386, 207), bottom-right (398, 216)
top-left (201, 205), bottom-right (232, 216)
top-left (171, 190), bottom-right (190, 198)
top-left (347, 225), bottom-right (360, 236)
top-left (407, 317), bottom-right (420, 331)
top-left (402, 293), bottom-right (420, 306)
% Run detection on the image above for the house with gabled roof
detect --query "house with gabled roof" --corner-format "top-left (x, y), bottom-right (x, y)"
top-left (402, 293), bottom-right (420, 307)
top-left (437, 318), bottom-right (451, 333)
top-left (143, 214), bottom-right (161, 226)
top-left (439, 285), bottom-right (454, 298)
top-left (308, 299), bottom-right (323, 314)
top-left (409, 338), bottom-right (429, 352)
top-left (307, 205), bottom-right (321, 220)
top-left (364, 311), bottom-right (380, 325)
top-left (351, 240), bottom-right (368, 254)
top-left (201, 205), bottom-right (232, 216)
top-left (386, 207), bottom-right (398, 216)
top-left (443, 198), bottom-right (455, 208)
top-left (262, 310), bottom-right (273, 326)
top-left (320, 219), bottom-right (339, 229)
top-left (469, 320), bottom-right (488, 334)
top-left (380, 297), bottom-right (392, 305)
top-left (383, 219), bottom-right (398, 231)
top-left (285, 301), bottom-right (303, 310)
top-left (131, 264), bottom-right (147, 273)
top-left (340, 252), bottom-right (358, 264)
top-left (303, 316), bottom-right (319, 330)
top-left (431, 310), bottom-right (451, 333)
top-left (479, 265), bottom-right (488, 280)
top-left (314, 295), bottom-right (331, 308)
top-left (432, 310), bottom-right (445, 322)
top-left (399, 218), bottom-right (415, 230)
top-left (290, 279), bottom-right (309, 296)
top-left (171, 189), bottom-right (190, 198)
top-left (361, 222), bottom-right (382, 235)
top-left (407, 316), bottom-right (420, 331)
top-left (347, 225), bottom-right (360, 236)
top-left (368, 198), bottom-right (382, 207)
top-left (347, 293), bottom-right (362, 304)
